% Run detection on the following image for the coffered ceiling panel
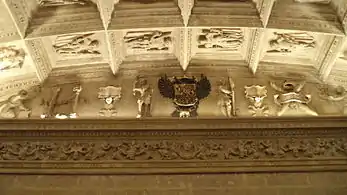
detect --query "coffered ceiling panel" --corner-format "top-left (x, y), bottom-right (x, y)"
top-left (189, 0), bottom-right (262, 27)
top-left (189, 27), bottom-right (251, 66)
top-left (0, 0), bottom-right (347, 98)
top-left (268, 0), bottom-right (344, 34)
top-left (26, 0), bottom-right (103, 38)
top-left (109, 0), bottom-right (184, 30)
top-left (259, 29), bottom-right (330, 67)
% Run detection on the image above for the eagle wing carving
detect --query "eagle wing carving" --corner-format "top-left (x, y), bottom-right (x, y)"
top-left (158, 75), bottom-right (175, 99)
top-left (196, 74), bottom-right (211, 100)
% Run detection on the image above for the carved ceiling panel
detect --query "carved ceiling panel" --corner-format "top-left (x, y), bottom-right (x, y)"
top-left (260, 29), bottom-right (330, 67)
top-left (0, 0), bottom-right (346, 99)
top-left (42, 32), bottom-right (109, 68)
top-left (0, 41), bottom-right (36, 80)
top-left (190, 28), bottom-right (250, 64)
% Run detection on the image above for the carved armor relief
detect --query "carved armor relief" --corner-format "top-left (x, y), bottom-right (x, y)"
top-left (124, 30), bottom-right (173, 54)
top-left (261, 30), bottom-right (323, 66)
top-left (47, 33), bottom-right (107, 67)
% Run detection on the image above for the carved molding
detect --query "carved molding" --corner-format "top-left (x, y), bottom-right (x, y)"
top-left (246, 28), bottom-right (265, 74)
top-left (256, 0), bottom-right (275, 27)
top-left (25, 39), bottom-right (52, 81)
top-left (318, 36), bottom-right (346, 82)
top-left (178, 0), bottom-right (194, 26)
top-left (0, 118), bottom-right (346, 174)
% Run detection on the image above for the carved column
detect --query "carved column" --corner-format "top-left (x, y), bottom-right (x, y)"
top-left (318, 36), bottom-right (346, 82)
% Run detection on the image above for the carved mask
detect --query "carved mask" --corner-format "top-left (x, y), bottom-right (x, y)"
top-left (245, 85), bottom-right (267, 107)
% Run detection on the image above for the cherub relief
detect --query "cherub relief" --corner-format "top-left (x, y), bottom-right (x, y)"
top-left (198, 28), bottom-right (244, 50)
top-left (217, 77), bottom-right (236, 117)
top-left (271, 80), bottom-right (318, 116)
top-left (53, 33), bottom-right (100, 57)
top-left (133, 76), bottom-right (153, 118)
top-left (267, 32), bottom-right (316, 53)
top-left (0, 90), bottom-right (31, 119)
top-left (124, 31), bottom-right (172, 51)
top-left (38, 0), bottom-right (89, 6)
top-left (0, 46), bottom-right (25, 71)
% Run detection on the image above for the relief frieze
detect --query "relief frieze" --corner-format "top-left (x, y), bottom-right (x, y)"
top-left (0, 137), bottom-right (346, 161)
top-left (124, 30), bottom-right (172, 52)
top-left (0, 46), bottom-right (25, 71)
top-left (197, 28), bottom-right (244, 51)
top-left (53, 33), bottom-right (101, 57)
top-left (38, 0), bottom-right (90, 6)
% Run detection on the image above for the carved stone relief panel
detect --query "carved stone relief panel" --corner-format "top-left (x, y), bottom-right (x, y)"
top-left (122, 29), bottom-right (179, 62)
top-left (0, 41), bottom-right (37, 80)
top-left (43, 32), bottom-right (108, 68)
top-left (260, 29), bottom-right (328, 67)
top-left (191, 28), bottom-right (250, 63)
top-left (124, 30), bottom-right (173, 53)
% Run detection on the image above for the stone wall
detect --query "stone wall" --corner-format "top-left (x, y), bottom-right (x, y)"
top-left (0, 172), bottom-right (346, 195)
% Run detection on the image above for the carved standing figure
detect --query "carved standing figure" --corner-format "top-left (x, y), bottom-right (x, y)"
top-left (271, 80), bottom-right (318, 116)
top-left (0, 90), bottom-right (31, 119)
top-left (133, 76), bottom-right (153, 118)
top-left (98, 86), bottom-right (122, 117)
top-left (198, 28), bottom-right (243, 50)
top-left (217, 77), bottom-right (236, 117)
top-left (0, 46), bottom-right (25, 71)
top-left (267, 32), bottom-right (316, 53)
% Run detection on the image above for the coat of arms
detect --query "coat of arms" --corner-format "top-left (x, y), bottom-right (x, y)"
top-left (158, 74), bottom-right (211, 117)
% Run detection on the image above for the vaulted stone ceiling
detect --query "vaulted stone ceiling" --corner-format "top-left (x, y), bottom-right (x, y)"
top-left (0, 0), bottom-right (347, 98)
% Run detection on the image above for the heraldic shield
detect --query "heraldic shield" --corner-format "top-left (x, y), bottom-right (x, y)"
top-left (158, 74), bottom-right (211, 118)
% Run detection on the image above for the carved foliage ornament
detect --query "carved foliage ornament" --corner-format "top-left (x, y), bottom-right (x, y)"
top-left (0, 46), bottom-right (25, 71)
top-left (267, 32), bottom-right (316, 53)
top-left (53, 33), bottom-right (101, 57)
top-left (124, 30), bottom-right (172, 52)
top-left (158, 75), bottom-right (211, 117)
top-left (198, 28), bottom-right (244, 51)
top-left (0, 138), bottom-right (346, 161)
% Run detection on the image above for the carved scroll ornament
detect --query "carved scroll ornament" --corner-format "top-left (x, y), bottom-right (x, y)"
top-left (271, 80), bottom-right (318, 116)
top-left (0, 138), bottom-right (346, 161)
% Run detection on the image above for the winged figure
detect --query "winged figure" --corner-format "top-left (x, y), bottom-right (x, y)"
top-left (158, 74), bottom-right (211, 118)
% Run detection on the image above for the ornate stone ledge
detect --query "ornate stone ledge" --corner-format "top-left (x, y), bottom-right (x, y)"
top-left (0, 117), bottom-right (346, 174)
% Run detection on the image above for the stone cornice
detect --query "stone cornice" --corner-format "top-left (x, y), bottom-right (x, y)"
top-left (0, 117), bottom-right (346, 174)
